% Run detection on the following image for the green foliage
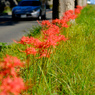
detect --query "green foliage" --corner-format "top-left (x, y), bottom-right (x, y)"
top-left (27, 25), bottom-right (42, 37)
top-left (0, 42), bottom-right (7, 52)
top-left (3, 6), bottom-right (11, 13)
top-left (0, 43), bottom-right (26, 60)
top-left (0, 5), bottom-right (95, 95)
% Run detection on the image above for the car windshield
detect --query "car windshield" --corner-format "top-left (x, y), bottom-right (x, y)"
top-left (18, 1), bottom-right (41, 6)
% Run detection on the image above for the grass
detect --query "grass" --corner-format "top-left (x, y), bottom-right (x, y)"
top-left (0, 5), bottom-right (95, 95)
top-left (3, 6), bottom-right (11, 14)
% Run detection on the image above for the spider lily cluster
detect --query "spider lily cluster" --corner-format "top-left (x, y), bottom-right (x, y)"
top-left (15, 5), bottom-right (83, 58)
top-left (0, 5), bottom-right (83, 95)
top-left (0, 55), bottom-right (25, 95)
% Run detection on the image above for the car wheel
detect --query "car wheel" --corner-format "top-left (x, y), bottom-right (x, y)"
top-left (12, 14), bottom-right (16, 20)
top-left (38, 15), bottom-right (41, 20)
top-left (38, 10), bottom-right (46, 20)
top-left (41, 14), bottom-right (46, 20)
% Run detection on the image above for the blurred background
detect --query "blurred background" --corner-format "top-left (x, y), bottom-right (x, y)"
top-left (0, 0), bottom-right (53, 15)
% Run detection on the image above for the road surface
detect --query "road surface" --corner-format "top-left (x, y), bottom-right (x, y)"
top-left (0, 9), bottom-right (52, 44)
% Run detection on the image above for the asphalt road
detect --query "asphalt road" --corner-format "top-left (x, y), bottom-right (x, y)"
top-left (0, 9), bottom-right (52, 44)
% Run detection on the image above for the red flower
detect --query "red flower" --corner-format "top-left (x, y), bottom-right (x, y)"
top-left (0, 55), bottom-right (26, 95)
top-left (0, 55), bottom-right (25, 78)
top-left (70, 14), bottom-right (77, 19)
top-left (75, 5), bottom-right (83, 15)
top-left (25, 47), bottom-right (37, 55)
top-left (20, 36), bottom-right (30, 44)
top-left (52, 18), bottom-right (61, 24)
top-left (3, 55), bottom-right (24, 68)
top-left (33, 38), bottom-right (43, 47)
top-left (76, 5), bottom-right (83, 10)
top-left (0, 77), bottom-right (25, 95)
top-left (57, 34), bottom-right (67, 42)
top-left (41, 20), bottom-right (51, 27)
top-left (60, 19), bottom-right (69, 28)
top-left (38, 49), bottom-right (50, 58)
top-left (46, 36), bottom-right (57, 47)
top-left (75, 8), bottom-right (80, 14)
top-left (43, 25), bottom-right (60, 37)
top-left (62, 10), bottom-right (77, 21)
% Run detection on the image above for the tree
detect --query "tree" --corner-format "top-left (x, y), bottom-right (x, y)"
top-left (82, 0), bottom-right (87, 6)
top-left (52, 0), bottom-right (66, 19)
top-left (59, 0), bottom-right (66, 19)
top-left (52, 0), bottom-right (59, 19)
top-left (0, 0), bottom-right (5, 13)
top-left (65, 0), bottom-right (74, 11)
top-left (75, 0), bottom-right (87, 7)
top-left (76, 0), bottom-right (83, 6)
top-left (9, 0), bottom-right (18, 7)
top-left (52, 0), bottom-right (75, 19)
top-left (75, 0), bottom-right (78, 8)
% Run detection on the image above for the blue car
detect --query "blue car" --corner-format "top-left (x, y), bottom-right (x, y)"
top-left (12, 0), bottom-right (46, 20)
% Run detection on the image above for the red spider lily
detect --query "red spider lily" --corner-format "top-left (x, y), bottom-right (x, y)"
top-left (25, 47), bottom-right (37, 55)
top-left (41, 20), bottom-right (51, 27)
top-left (38, 34), bottom-right (67, 50)
top-left (47, 35), bottom-right (67, 46)
top-left (52, 18), bottom-right (61, 24)
top-left (33, 38), bottom-right (43, 47)
top-left (2, 55), bottom-right (24, 68)
top-left (37, 20), bottom-right (52, 28)
top-left (0, 55), bottom-right (24, 77)
top-left (0, 67), bottom-right (17, 77)
top-left (0, 55), bottom-right (26, 95)
top-left (37, 34), bottom-right (67, 58)
top-left (14, 36), bottom-right (30, 45)
top-left (18, 36), bottom-right (30, 44)
top-left (43, 25), bottom-right (60, 37)
top-left (15, 36), bottom-right (42, 48)
top-left (56, 34), bottom-right (68, 42)
top-left (45, 36), bottom-right (58, 48)
top-left (75, 5), bottom-right (83, 15)
top-left (63, 10), bottom-right (74, 17)
top-left (70, 14), bottom-right (77, 19)
top-left (14, 6), bottom-right (83, 59)
top-left (76, 5), bottom-right (83, 10)
top-left (35, 37), bottom-right (57, 49)
top-left (52, 19), bottom-right (69, 28)
top-left (68, 10), bottom-right (74, 14)
top-left (0, 76), bottom-right (25, 95)
top-left (75, 8), bottom-right (81, 14)
top-left (38, 49), bottom-right (50, 58)
top-left (60, 19), bottom-right (69, 28)
top-left (63, 10), bottom-right (77, 21)
top-left (15, 22), bottom-right (67, 58)
top-left (24, 36), bottom-right (35, 45)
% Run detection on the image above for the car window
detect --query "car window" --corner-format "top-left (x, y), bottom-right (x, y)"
top-left (18, 1), bottom-right (41, 6)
